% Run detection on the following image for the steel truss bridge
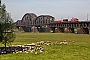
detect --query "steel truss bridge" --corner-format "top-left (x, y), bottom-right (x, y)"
top-left (15, 13), bottom-right (90, 34)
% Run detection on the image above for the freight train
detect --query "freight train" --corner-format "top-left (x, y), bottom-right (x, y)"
top-left (53, 18), bottom-right (78, 23)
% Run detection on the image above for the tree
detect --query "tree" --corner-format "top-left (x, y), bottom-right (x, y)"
top-left (2, 13), bottom-right (16, 47)
top-left (0, 0), bottom-right (5, 42)
top-left (0, 0), bottom-right (16, 52)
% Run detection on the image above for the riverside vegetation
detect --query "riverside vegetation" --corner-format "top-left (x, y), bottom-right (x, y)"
top-left (0, 33), bottom-right (90, 60)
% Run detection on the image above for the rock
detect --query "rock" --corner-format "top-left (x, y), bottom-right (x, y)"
top-left (35, 52), bottom-right (37, 54)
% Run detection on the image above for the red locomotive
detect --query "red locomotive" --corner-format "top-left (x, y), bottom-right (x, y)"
top-left (70, 18), bottom-right (79, 22)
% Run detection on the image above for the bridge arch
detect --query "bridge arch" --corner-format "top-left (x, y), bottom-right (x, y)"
top-left (35, 15), bottom-right (55, 25)
top-left (21, 13), bottom-right (37, 26)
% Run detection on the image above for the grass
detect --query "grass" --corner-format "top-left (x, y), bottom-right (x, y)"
top-left (0, 33), bottom-right (90, 60)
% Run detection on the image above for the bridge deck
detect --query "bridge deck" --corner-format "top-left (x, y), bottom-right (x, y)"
top-left (49, 21), bottom-right (90, 28)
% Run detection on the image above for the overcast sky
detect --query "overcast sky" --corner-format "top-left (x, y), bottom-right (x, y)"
top-left (2, 0), bottom-right (90, 22)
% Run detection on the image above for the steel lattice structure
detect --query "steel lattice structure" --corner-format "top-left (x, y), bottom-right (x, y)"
top-left (21, 13), bottom-right (37, 26)
top-left (34, 15), bottom-right (54, 25)
top-left (16, 13), bottom-right (54, 26)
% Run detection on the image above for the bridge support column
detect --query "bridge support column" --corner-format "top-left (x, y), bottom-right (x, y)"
top-left (64, 28), bottom-right (70, 33)
top-left (64, 28), bottom-right (74, 33)
top-left (77, 28), bottom-right (89, 34)
top-left (45, 25), bottom-right (52, 32)
top-left (55, 28), bottom-right (60, 33)
top-left (32, 26), bottom-right (39, 32)
top-left (55, 28), bottom-right (64, 33)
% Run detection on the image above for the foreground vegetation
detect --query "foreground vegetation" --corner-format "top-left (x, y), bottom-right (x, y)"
top-left (0, 33), bottom-right (90, 60)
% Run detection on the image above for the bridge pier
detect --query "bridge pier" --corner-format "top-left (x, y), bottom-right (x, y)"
top-left (55, 28), bottom-right (60, 33)
top-left (45, 25), bottom-right (52, 32)
top-left (55, 27), bottom-right (74, 33)
top-left (55, 27), bottom-right (64, 33)
top-left (64, 28), bottom-right (70, 33)
top-left (77, 28), bottom-right (89, 34)
top-left (64, 28), bottom-right (75, 33)
top-left (32, 26), bottom-right (39, 32)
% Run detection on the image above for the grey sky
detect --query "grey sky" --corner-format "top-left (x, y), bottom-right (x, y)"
top-left (2, 0), bottom-right (90, 22)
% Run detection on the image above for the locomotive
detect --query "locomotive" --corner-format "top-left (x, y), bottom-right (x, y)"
top-left (70, 18), bottom-right (78, 22)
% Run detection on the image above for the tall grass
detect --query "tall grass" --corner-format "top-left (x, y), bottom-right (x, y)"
top-left (0, 33), bottom-right (90, 60)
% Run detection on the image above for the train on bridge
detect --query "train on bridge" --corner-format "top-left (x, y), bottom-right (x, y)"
top-left (15, 13), bottom-right (90, 34)
top-left (54, 18), bottom-right (78, 23)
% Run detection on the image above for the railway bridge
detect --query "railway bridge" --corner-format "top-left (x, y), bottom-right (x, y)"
top-left (15, 13), bottom-right (90, 34)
